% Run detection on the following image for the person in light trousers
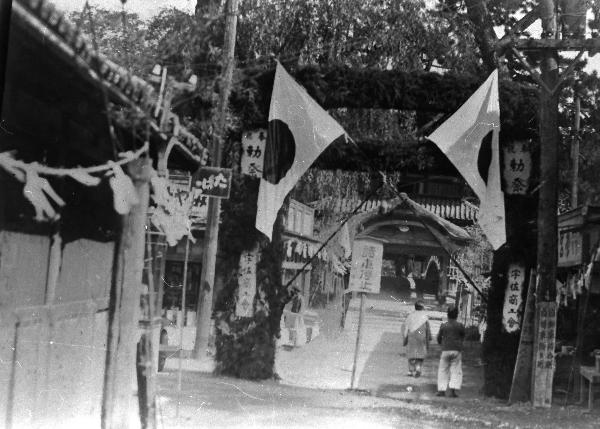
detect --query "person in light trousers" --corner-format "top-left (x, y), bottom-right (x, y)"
top-left (436, 306), bottom-right (465, 397)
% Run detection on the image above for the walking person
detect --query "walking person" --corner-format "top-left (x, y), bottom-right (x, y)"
top-left (402, 300), bottom-right (431, 377)
top-left (436, 306), bottom-right (466, 397)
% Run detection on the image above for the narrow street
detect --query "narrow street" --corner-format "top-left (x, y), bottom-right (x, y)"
top-left (157, 353), bottom-right (598, 429)
top-left (157, 296), bottom-right (599, 428)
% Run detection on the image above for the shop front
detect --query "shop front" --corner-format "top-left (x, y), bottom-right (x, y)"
top-left (554, 205), bottom-right (600, 405)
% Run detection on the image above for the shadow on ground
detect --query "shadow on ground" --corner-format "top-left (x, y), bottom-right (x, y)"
top-left (357, 331), bottom-right (483, 401)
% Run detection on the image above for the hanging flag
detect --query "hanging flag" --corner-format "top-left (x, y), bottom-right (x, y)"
top-left (256, 62), bottom-right (347, 240)
top-left (428, 70), bottom-right (506, 250)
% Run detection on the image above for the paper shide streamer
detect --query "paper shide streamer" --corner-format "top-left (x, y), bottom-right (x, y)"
top-left (0, 143), bottom-right (149, 221)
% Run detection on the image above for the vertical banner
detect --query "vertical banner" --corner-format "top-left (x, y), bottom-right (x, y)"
top-left (503, 141), bottom-right (532, 195)
top-left (348, 239), bottom-right (383, 294)
top-left (508, 270), bottom-right (536, 404)
top-left (502, 263), bottom-right (526, 332)
top-left (235, 247), bottom-right (259, 318)
top-left (241, 130), bottom-right (266, 177)
top-left (532, 302), bottom-right (558, 407)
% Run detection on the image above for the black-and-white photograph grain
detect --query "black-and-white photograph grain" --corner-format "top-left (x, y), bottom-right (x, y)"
top-left (2, 0), bottom-right (600, 427)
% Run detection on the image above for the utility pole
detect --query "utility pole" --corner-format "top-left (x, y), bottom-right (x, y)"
top-left (571, 95), bottom-right (581, 209)
top-left (536, 0), bottom-right (559, 304)
top-left (194, 0), bottom-right (239, 358)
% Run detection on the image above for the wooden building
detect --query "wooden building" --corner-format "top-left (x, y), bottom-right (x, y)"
top-left (0, 1), bottom-right (207, 427)
top-left (554, 205), bottom-right (600, 397)
top-left (312, 181), bottom-right (480, 302)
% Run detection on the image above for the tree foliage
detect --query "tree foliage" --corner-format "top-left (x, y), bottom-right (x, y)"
top-left (236, 0), bottom-right (482, 73)
top-left (69, 7), bottom-right (156, 76)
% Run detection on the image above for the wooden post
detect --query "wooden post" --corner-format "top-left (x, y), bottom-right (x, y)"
top-left (509, 270), bottom-right (537, 403)
top-left (44, 232), bottom-right (62, 304)
top-left (137, 234), bottom-right (157, 429)
top-left (176, 236), bottom-right (190, 419)
top-left (573, 285), bottom-right (590, 401)
top-left (439, 256), bottom-right (448, 302)
top-left (0, 0), bottom-right (11, 120)
top-left (571, 95), bottom-right (581, 209)
top-left (532, 0), bottom-right (560, 407)
top-left (102, 158), bottom-right (152, 429)
top-left (193, 0), bottom-right (239, 358)
top-left (350, 292), bottom-right (366, 389)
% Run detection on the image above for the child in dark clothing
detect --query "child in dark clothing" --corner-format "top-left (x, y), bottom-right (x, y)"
top-left (436, 306), bottom-right (465, 398)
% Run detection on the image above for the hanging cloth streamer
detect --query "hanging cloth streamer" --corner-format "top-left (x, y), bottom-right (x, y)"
top-left (108, 163), bottom-right (139, 215)
top-left (23, 166), bottom-right (65, 221)
top-left (0, 143), bottom-right (149, 221)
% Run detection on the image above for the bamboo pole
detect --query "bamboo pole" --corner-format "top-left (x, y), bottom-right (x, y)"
top-left (176, 236), bottom-right (190, 420)
top-left (350, 292), bottom-right (366, 389)
top-left (139, 232), bottom-right (157, 429)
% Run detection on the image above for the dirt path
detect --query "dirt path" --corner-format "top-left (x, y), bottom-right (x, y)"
top-left (156, 370), bottom-right (599, 429)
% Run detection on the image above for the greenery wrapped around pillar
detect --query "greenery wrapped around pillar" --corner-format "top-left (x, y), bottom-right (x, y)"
top-left (482, 189), bottom-right (537, 397)
top-left (212, 172), bottom-right (290, 379)
top-left (482, 248), bottom-right (523, 397)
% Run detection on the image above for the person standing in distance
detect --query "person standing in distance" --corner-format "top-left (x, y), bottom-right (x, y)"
top-left (402, 300), bottom-right (431, 377)
top-left (436, 306), bottom-right (466, 397)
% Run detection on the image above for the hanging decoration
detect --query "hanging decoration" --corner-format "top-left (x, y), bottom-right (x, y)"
top-left (109, 163), bottom-right (139, 215)
top-left (23, 167), bottom-right (66, 221)
top-left (149, 175), bottom-right (196, 246)
top-left (331, 254), bottom-right (348, 275)
top-left (283, 239), bottom-right (329, 262)
top-left (0, 143), bottom-right (149, 221)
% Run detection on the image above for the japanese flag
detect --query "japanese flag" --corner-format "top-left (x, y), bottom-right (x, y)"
top-left (428, 70), bottom-right (506, 250)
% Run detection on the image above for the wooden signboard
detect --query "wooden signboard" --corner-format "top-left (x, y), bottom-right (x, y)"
top-left (348, 239), bottom-right (383, 294)
top-left (532, 302), bottom-right (558, 408)
top-left (167, 172), bottom-right (208, 223)
top-left (557, 229), bottom-right (583, 267)
top-left (192, 166), bottom-right (233, 199)
top-left (508, 271), bottom-right (536, 404)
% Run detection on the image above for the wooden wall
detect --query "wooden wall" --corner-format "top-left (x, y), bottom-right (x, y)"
top-left (0, 231), bottom-right (114, 428)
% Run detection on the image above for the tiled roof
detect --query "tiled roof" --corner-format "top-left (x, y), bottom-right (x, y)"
top-left (311, 195), bottom-right (478, 222)
top-left (13, 0), bottom-right (209, 165)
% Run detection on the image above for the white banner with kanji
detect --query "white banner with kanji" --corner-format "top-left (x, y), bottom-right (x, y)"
top-left (502, 141), bottom-right (532, 195)
top-left (235, 247), bottom-right (259, 318)
top-left (502, 263), bottom-right (526, 332)
top-left (241, 130), bottom-right (266, 178)
top-left (348, 239), bottom-right (383, 294)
